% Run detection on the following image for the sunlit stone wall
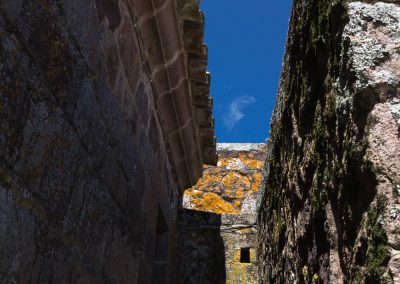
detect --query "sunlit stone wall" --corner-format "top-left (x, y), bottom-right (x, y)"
top-left (177, 144), bottom-right (266, 283)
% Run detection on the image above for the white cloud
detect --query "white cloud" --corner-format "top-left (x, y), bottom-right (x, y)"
top-left (223, 96), bottom-right (256, 131)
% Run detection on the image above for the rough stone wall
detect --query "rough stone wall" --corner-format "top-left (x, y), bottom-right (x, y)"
top-left (176, 211), bottom-right (258, 284)
top-left (176, 210), bottom-right (226, 284)
top-left (221, 214), bottom-right (258, 284)
top-left (177, 144), bottom-right (265, 283)
top-left (0, 0), bottom-right (214, 283)
top-left (257, 0), bottom-right (400, 283)
top-left (183, 143), bottom-right (266, 214)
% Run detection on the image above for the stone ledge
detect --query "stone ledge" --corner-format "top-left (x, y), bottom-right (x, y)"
top-left (217, 143), bottom-right (267, 152)
top-left (132, 0), bottom-right (216, 190)
top-left (221, 213), bottom-right (257, 227)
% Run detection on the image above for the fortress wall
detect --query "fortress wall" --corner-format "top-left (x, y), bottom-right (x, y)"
top-left (0, 0), bottom-right (215, 283)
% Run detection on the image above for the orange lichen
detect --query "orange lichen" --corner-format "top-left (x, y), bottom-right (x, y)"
top-left (183, 150), bottom-right (265, 214)
top-left (234, 200), bottom-right (241, 208)
top-left (193, 169), bottom-right (222, 190)
top-left (251, 172), bottom-right (263, 192)
top-left (190, 192), bottom-right (239, 214)
top-left (217, 156), bottom-right (234, 168)
top-left (222, 172), bottom-right (239, 188)
top-left (236, 191), bottom-right (244, 198)
top-left (222, 172), bottom-right (251, 190)
top-left (223, 189), bottom-right (235, 199)
top-left (242, 158), bottom-right (264, 169)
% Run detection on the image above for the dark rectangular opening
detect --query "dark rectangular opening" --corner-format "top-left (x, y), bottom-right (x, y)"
top-left (240, 247), bottom-right (251, 263)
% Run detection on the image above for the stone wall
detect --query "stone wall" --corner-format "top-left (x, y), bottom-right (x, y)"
top-left (257, 0), bottom-right (400, 283)
top-left (221, 214), bottom-right (258, 284)
top-left (176, 209), bottom-right (226, 284)
top-left (177, 211), bottom-right (258, 284)
top-left (0, 0), bottom-right (214, 283)
top-left (183, 143), bottom-right (266, 214)
top-left (177, 144), bottom-right (265, 283)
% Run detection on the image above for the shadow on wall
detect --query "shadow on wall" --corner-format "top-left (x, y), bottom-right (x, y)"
top-left (176, 209), bottom-right (226, 284)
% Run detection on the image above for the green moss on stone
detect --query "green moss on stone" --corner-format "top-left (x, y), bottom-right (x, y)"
top-left (351, 195), bottom-right (390, 283)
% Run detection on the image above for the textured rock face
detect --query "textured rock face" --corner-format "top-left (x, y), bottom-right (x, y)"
top-left (176, 210), bottom-right (226, 284)
top-left (177, 144), bottom-right (265, 283)
top-left (0, 0), bottom-right (214, 283)
top-left (221, 214), bottom-right (258, 284)
top-left (183, 143), bottom-right (266, 214)
top-left (257, 0), bottom-right (400, 283)
top-left (177, 212), bottom-right (258, 284)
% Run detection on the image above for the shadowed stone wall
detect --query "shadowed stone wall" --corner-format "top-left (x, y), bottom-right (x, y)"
top-left (176, 209), bottom-right (226, 284)
top-left (257, 0), bottom-right (400, 283)
top-left (0, 0), bottom-right (215, 283)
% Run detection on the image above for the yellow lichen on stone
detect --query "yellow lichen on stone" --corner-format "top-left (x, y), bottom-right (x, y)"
top-left (227, 257), bottom-right (257, 284)
top-left (194, 171), bottom-right (222, 189)
top-left (217, 156), bottom-right (234, 168)
top-left (249, 248), bottom-right (256, 262)
top-left (251, 172), bottom-right (263, 191)
top-left (190, 192), bottom-right (239, 214)
top-left (233, 249), bottom-right (241, 262)
top-left (241, 156), bottom-right (264, 169)
top-left (303, 265), bottom-right (309, 282)
top-left (237, 228), bottom-right (253, 235)
top-left (236, 190), bottom-right (244, 198)
top-left (234, 200), bottom-right (241, 208)
top-left (181, 145), bottom-right (266, 283)
top-left (183, 146), bottom-right (265, 214)
top-left (222, 172), bottom-right (242, 188)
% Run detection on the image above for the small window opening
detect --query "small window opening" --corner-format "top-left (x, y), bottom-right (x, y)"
top-left (240, 247), bottom-right (251, 263)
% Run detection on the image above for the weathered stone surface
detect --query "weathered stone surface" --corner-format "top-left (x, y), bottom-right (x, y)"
top-left (257, 0), bottom-right (400, 283)
top-left (349, 3), bottom-right (400, 282)
top-left (0, 0), bottom-right (215, 282)
top-left (177, 144), bottom-right (264, 283)
top-left (183, 143), bottom-right (266, 214)
top-left (221, 214), bottom-right (258, 284)
top-left (176, 210), bottom-right (258, 284)
top-left (134, 0), bottom-right (217, 189)
top-left (176, 209), bottom-right (226, 284)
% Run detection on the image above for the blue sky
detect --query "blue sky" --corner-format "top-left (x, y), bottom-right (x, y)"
top-left (200, 0), bottom-right (292, 143)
